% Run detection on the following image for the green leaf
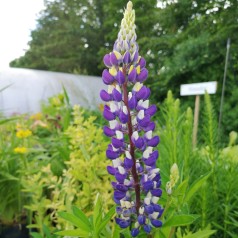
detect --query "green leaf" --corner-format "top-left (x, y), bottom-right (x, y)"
top-left (58, 211), bottom-right (91, 232)
top-left (184, 229), bottom-right (216, 238)
top-left (163, 214), bottom-right (200, 227)
top-left (154, 226), bottom-right (171, 238)
top-left (42, 224), bottom-right (51, 238)
top-left (79, 144), bottom-right (90, 160)
top-left (119, 228), bottom-right (131, 238)
top-left (112, 223), bottom-right (121, 238)
top-left (96, 205), bottom-right (116, 234)
top-left (72, 206), bottom-right (91, 228)
top-left (184, 172), bottom-right (211, 203)
top-left (0, 117), bottom-right (19, 125)
top-left (173, 179), bottom-right (189, 205)
top-left (27, 224), bottom-right (41, 229)
top-left (173, 179), bottom-right (189, 197)
top-left (0, 172), bottom-right (19, 182)
top-left (93, 193), bottom-right (103, 229)
top-left (62, 84), bottom-right (70, 106)
top-left (55, 229), bottom-right (90, 237)
top-left (30, 232), bottom-right (43, 238)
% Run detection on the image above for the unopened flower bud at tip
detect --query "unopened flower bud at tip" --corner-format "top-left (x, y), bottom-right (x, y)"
top-left (127, 1), bottom-right (133, 11)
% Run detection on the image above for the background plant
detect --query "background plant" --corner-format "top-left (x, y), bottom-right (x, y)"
top-left (9, 0), bottom-right (238, 142)
top-left (0, 89), bottom-right (237, 237)
top-left (19, 104), bottom-right (113, 237)
top-left (0, 115), bottom-right (34, 223)
top-left (156, 91), bottom-right (238, 237)
top-left (56, 194), bottom-right (116, 238)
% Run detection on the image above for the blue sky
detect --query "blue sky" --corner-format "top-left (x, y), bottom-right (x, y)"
top-left (0, 0), bottom-right (45, 69)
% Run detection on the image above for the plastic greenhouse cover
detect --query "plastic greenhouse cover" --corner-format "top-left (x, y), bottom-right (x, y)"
top-left (0, 68), bottom-right (105, 116)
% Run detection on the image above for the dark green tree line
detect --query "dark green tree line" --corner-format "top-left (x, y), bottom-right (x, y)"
top-left (151, 0), bottom-right (238, 99)
top-left (10, 0), bottom-right (238, 137)
top-left (10, 0), bottom-right (158, 75)
top-left (150, 0), bottom-right (238, 138)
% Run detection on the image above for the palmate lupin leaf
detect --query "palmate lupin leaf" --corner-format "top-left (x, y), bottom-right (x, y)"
top-left (56, 193), bottom-right (116, 237)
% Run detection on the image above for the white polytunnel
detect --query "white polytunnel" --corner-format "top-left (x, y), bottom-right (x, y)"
top-left (0, 68), bottom-right (105, 116)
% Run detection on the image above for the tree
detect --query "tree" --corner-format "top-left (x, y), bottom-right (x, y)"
top-left (147, 0), bottom-right (238, 99)
top-left (147, 0), bottom-right (238, 137)
top-left (10, 0), bottom-right (159, 76)
top-left (10, 0), bottom-right (238, 136)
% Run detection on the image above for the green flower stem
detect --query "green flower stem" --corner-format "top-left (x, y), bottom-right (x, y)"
top-left (201, 183), bottom-right (207, 228)
top-left (17, 179), bottom-right (22, 216)
top-left (22, 154), bottom-right (28, 170)
top-left (168, 227), bottom-right (175, 238)
top-left (223, 170), bottom-right (232, 238)
top-left (211, 164), bottom-right (218, 219)
top-left (161, 194), bottom-right (172, 219)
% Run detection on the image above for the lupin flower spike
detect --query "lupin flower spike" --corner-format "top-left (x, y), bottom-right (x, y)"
top-left (100, 1), bottom-right (163, 236)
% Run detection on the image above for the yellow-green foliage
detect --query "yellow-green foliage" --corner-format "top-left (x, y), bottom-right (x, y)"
top-left (22, 164), bottom-right (81, 232)
top-left (65, 105), bottom-right (113, 212)
top-left (0, 117), bottom-right (37, 222)
top-left (221, 131), bottom-right (238, 163)
top-left (22, 105), bottom-right (114, 231)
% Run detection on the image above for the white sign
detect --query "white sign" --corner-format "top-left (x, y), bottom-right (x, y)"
top-left (180, 81), bottom-right (217, 96)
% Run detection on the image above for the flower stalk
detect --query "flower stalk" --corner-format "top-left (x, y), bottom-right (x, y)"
top-left (122, 79), bottom-right (141, 214)
top-left (100, 1), bottom-right (163, 236)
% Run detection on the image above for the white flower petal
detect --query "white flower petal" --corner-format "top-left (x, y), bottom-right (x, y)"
top-left (142, 100), bottom-right (149, 109)
top-left (122, 105), bottom-right (128, 114)
top-left (137, 110), bottom-right (145, 120)
top-left (143, 147), bottom-right (153, 158)
top-left (132, 131), bottom-right (139, 140)
top-left (125, 151), bottom-right (132, 159)
top-left (118, 166), bottom-right (126, 174)
top-left (133, 82), bottom-right (143, 92)
top-left (139, 206), bottom-right (144, 214)
top-left (124, 179), bottom-right (131, 186)
top-left (132, 117), bottom-right (137, 126)
top-left (108, 85), bottom-right (114, 94)
top-left (145, 130), bottom-right (152, 139)
top-left (152, 196), bottom-right (159, 204)
top-left (120, 200), bottom-right (126, 208)
top-left (144, 197), bottom-right (151, 205)
top-left (115, 84), bottom-right (121, 93)
top-left (151, 212), bottom-right (159, 220)
top-left (128, 92), bottom-right (132, 100)
top-left (109, 120), bottom-right (117, 129)
top-left (113, 158), bottom-right (121, 168)
top-left (116, 130), bottom-right (123, 140)
top-left (125, 201), bottom-right (132, 209)
top-left (110, 102), bottom-right (117, 113)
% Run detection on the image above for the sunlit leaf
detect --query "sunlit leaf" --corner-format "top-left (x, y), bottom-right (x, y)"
top-left (163, 214), bottom-right (200, 227)
top-left (96, 205), bottom-right (116, 234)
top-left (55, 229), bottom-right (90, 237)
top-left (184, 229), bottom-right (216, 238)
top-left (93, 193), bottom-right (103, 230)
top-left (58, 212), bottom-right (91, 232)
top-left (185, 172), bottom-right (211, 203)
top-left (72, 206), bottom-right (92, 228)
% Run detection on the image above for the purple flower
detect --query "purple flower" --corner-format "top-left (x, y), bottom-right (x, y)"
top-left (131, 228), bottom-right (140, 237)
top-left (100, 1), bottom-right (163, 236)
top-left (102, 69), bottom-right (114, 85)
top-left (100, 89), bottom-right (111, 102)
top-left (144, 224), bottom-right (152, 234)
top-left (151, 219), bottom-right (163, 228)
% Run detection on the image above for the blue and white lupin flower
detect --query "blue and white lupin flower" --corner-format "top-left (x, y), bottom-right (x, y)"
top-left (100, 1), bottom-right (163, 236)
